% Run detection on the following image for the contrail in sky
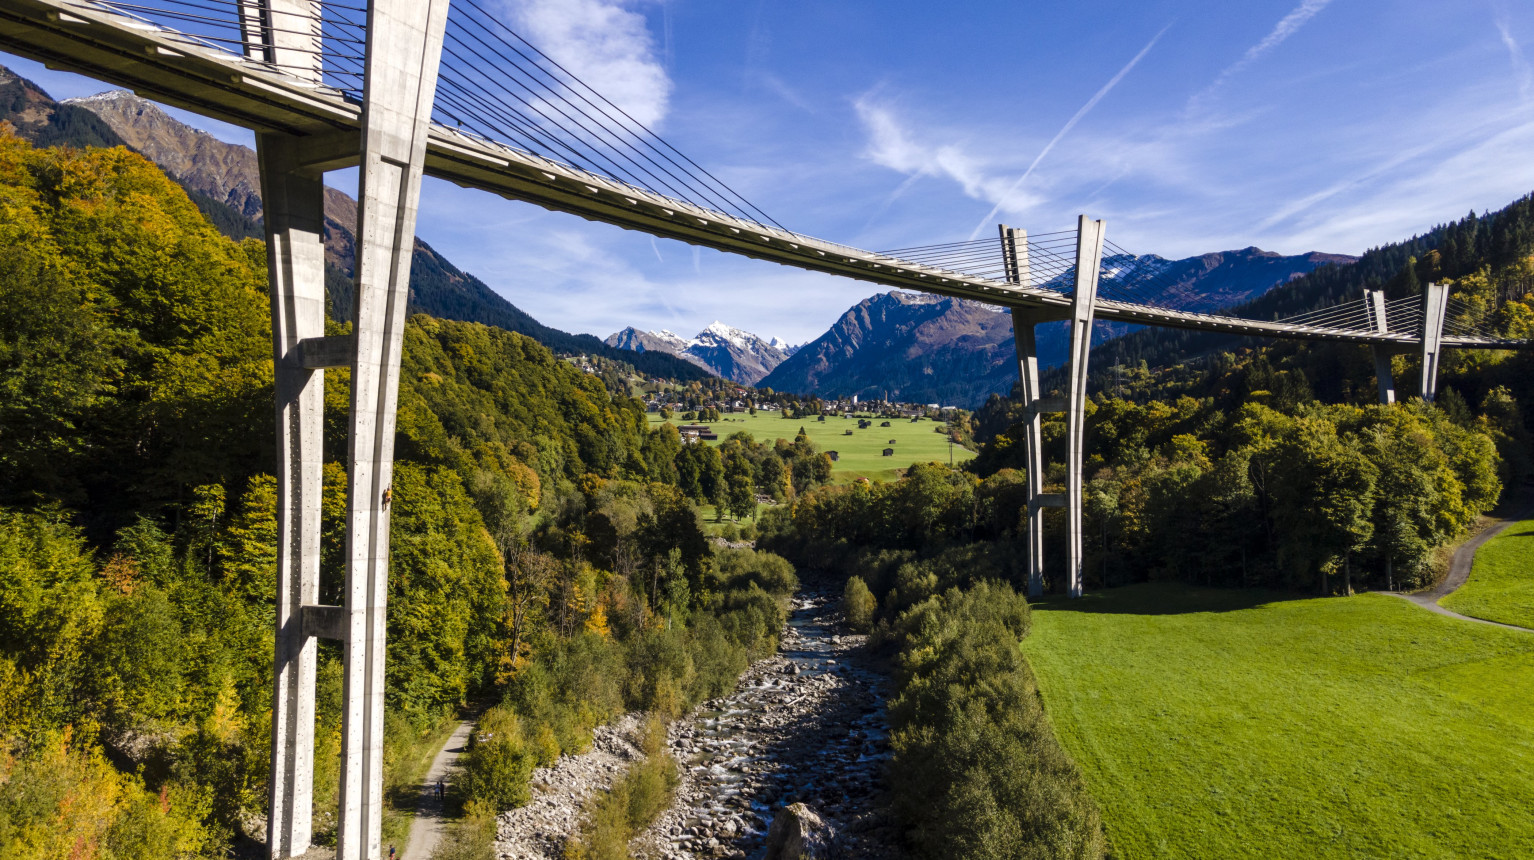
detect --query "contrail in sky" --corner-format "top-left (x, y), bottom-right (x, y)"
top-left (969, 23), bottom-right (1171, 239)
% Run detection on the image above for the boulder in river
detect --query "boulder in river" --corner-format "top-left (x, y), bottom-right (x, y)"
top-left (765, 803), bottom-right (834, 860)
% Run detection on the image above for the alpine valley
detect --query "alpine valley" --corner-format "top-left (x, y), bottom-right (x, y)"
top-left (605, 247), bottom-right (1356, 407)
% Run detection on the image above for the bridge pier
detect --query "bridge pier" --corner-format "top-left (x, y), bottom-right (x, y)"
top-left (1420, 282), bottom-right (1448, 403)
top-left (253, 1), bottom-right (449, 858)
top-left (260, 130), bottom-right (328, 860)
top-left (1364, 289), bottom-right (1403, 405)
top-left (1003, 216), bottom-right (1105, 598)
top-left (249, 3), bottom-right (327, 855)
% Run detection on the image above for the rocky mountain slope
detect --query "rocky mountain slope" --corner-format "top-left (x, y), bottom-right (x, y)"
top-left (0, 67), bottom-right (710, 381)
top-left (605, 321), bottom-right (797, 384)
top-left (762, 246), bottom-right (1355, 407)
top-left (761, 292), bottom-right (1017, 407)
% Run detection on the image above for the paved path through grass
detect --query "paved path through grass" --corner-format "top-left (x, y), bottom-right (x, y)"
top-left (1438, 498), bottom-right (1534, 629)
top-left (1393, 500), bottom-right (1534, 631)
top-left (1025, 584), bottom-right (1534, 859)
top-left (402, 718), bottom-right (475, 859)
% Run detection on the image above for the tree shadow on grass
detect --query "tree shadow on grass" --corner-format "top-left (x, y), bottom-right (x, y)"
top-left (1029, 582), bottom-right (1317, 616)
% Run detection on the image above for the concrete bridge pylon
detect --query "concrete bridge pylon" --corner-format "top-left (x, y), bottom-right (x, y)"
top-left (1420, 281), bottom-right (1448, 403)
top-left (1365, 288), bottom-right (1399, 405)
top-left (1003, 215), bottom-right (1105, 599)
top-left (1366, 282), bottom-right (1450, 406)
top-left (256, 1), bottom-right (450, 858)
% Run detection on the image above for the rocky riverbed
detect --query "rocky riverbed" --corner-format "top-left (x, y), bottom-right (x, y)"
top-left (631, 592), bottom-right (898, 859)
top-left (493, 713), bottom-right (647, 858)
top-left (490, 590), bottom-right (898, 859)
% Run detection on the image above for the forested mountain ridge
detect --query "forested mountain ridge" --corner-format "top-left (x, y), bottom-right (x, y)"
top-left (0, 66), bottom-right (711, 382)
top-left (761, 291), bottom-right (1017, 407)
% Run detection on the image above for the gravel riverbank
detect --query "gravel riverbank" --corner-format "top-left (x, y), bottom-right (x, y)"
top-left (631, 591), bottom-right (898, 859)
top-left (491, 590), bottom-right (897, 859)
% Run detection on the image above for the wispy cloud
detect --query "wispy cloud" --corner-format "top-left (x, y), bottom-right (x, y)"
top-left (1187, 0), bottom-right (1333, 114)
top-left (854, 96), bottom-right (996, 204)
top-left (969, 24), bottom-right (1171, 238)
top-left (503, 0), bottom-right (672, 127)
top-left (1494, 13), bottom-right (1533, 105)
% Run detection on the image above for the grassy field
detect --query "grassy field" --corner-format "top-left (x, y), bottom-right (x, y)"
top-left (647, 412), bottom-right (972, 482)
top-left (1023, 584), bottom-right (1534, 859)
top-left (1440, 517), bottom-right (1534, 629)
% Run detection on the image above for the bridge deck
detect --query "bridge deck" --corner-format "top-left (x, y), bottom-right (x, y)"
top-left (2, 0), bottom-right (1525, 351)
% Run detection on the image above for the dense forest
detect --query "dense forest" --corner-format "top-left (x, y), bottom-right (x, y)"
top-left (0, 133), bottom-right (808, 856)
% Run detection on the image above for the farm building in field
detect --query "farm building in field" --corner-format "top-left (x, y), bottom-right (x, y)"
top-left (882, 448), bottom-right (894, 457)
top-left (827, 451), bottom-right (839, 461)
top-left (676, 424), bottom-right (718, 442)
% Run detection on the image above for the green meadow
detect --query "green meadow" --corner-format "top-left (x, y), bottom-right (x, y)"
top-left (647, 412), bottom-right (973, 482)
top-left (1024, 584), bottom-right (1534, 860)
top-left (1441, 517), bottom-right (1534, 630)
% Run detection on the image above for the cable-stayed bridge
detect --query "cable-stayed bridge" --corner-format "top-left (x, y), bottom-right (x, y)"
top-left (0, 2), bottom-right (1526, 858)
top-left (1, 0), bottom-right (1521, 349)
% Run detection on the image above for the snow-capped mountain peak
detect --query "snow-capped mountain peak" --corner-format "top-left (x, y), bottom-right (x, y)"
top-left (698, 321), bottom-right (753, 349)
top-left (604, 321), bottom-right (796, 384)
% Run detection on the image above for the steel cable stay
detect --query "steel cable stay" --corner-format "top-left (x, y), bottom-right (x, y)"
top-left (433, 50), bottom-right (709, 209)
top-left (431, 85), bottom-right (614, 185)
top-left (84, 0), bottom-right (368, 50)
top-left (1285, 307), bottom-right (1374, 331)
top-left (436, 37), bottom-right (724, 214)
top-left (448, 0), bottom-right (783, 230)
top-left (438, 35), bottom-right (747, 219)
top-left (92, 2), bottom-right (360, 48)
top-left (76, 0), bottom-right (368, 92)
top-left (434, 61), bottom-right (751, 229)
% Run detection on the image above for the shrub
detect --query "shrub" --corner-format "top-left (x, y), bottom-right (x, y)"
top-left (0, 733), bottom-right (215, 859)
top-left (457, 706), bottom-right (537, 810)
top-left (886, 582), bottom-right (1101, 860)
top-left (563, 713), bottom-right (678, 860)
top-left (842, 576), bottom-right (877, 632)
top-left (429, 800), bottom-right (497, 860)
top-left (715, 547), bottom-right (798, 596)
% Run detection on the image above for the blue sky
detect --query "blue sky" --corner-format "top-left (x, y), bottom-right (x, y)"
top-left (7, 0), bottom-right (1534, 344)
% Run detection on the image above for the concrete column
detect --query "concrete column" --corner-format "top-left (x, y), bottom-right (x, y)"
top-left (999, 223), bottom-right (1030, 287)
top-left (1365, 289), bottom-right (1396, 405)
top-left (337, 2), bottom-right (449, 859)
top-left (238, 0), bottom-right (322, 78)
top-left (1065, 216), bottom-right (1105, 599)
top-left (1011, 310), bottom-right (1049, 597)
top-left (261, 131), bottom-right (326, 860)
top-left (251, 4), bottom-right (325, 858)
top-left (1003, 224), bottom-right (1060, 597)
top-left (1419, 282), bottom-right (1448, 403)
